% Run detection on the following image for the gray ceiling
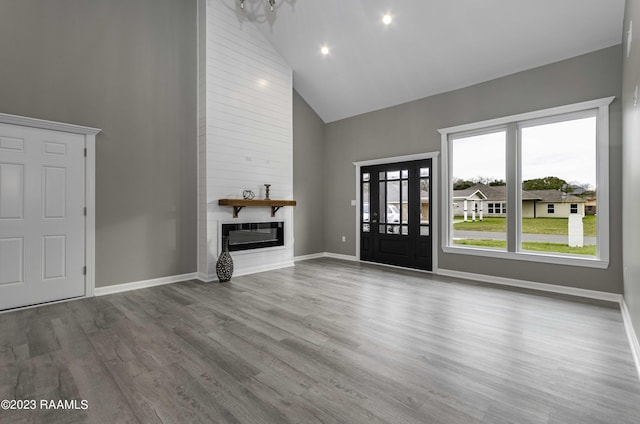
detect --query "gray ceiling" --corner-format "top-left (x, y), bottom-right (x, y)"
top-left (245, 0), bottom-right (625, 123)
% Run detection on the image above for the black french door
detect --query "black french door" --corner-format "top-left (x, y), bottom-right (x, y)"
top-left (360, 159), bottom-right (432, 271)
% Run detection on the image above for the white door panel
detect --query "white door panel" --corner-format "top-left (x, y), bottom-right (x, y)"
top-left (0, 163), bottom-right (24, 219)
top-left (0, 136), bottom-right (24, 152)
top-left (0, 123), bottom-right (85, 310)
top-left (43, 166), bottom-right (67, 218)
top-left (0, 237), bottom-right (23, 285)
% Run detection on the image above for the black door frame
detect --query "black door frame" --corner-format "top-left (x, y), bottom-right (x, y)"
top-left (354, 153), bottom-right (438, 272)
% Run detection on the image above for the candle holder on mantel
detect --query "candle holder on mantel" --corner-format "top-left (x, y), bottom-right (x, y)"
top-left (264, 184), bottom-right (271, 200)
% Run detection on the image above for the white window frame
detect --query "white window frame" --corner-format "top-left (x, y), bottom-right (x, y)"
top-left (439, 97), bottom-right (613, 269)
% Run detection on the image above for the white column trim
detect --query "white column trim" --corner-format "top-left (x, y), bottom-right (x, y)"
top-left (621, 298), bottom-right (640, 381)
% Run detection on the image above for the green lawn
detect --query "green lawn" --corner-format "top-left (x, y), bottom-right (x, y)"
top-left (453, 239), bottom-right (596, 256)
top-left (453, 216), bottom-right (596, 237)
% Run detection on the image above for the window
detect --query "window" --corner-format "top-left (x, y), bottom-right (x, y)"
top-left (440, 97), bottom-right (612, 268)
top-left (450, 130), bottom-right (506, 249)
top-left (520, 114), bottom-right (596, 256)
top-left (487, 202), bottom-right (506, 215)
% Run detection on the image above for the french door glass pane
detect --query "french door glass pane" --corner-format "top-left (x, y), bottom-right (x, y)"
top-left (401, 180), bottom-right (408, 224)
top-left (379, 181), bottom-right (386, 223)
top-left (362, 182), bottom-right (370, 222)
top-left (420, 172), bottom-right (429, 224)
top-left (387, 170), bottom-right (400, 180)
top-left (451, 131), bottom-right (507, 250)
top-left (386, 180), bottom-right (400, 225)
top-left (520, 116), bottom-right (596, 256)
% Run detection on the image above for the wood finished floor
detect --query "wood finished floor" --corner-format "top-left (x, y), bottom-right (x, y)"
top-left (1, 258), bottom-right (639, 424)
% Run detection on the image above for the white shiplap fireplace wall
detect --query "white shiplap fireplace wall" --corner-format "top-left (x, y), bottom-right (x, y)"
top-left (198, 0), bottom-right (294, 281)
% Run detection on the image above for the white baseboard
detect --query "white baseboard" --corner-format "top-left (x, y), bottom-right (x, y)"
top-left (294, 252), bottom-right (359, 263)
top-left (437, 268), bottom-right (622, 303)
top-left (324, 252), bottom-right (358, 262)
top-left (94, 272), bottom-right (198, 296)
top-left (294, 252), bottom-right (327, 262)
top-left (621, 298), bottom-right (640, 380)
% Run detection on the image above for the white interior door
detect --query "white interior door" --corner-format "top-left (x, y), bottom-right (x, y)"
top-left (0, 123), bottom-right (85, 310)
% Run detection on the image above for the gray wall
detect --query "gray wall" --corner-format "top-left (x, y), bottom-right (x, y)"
top-left (0, 0), bottom-right (198, 287)
top-left (623, 1), bottom-right (640, 344)
top-left (324, 45), bottom-right (623, 293)
top-left (293, 90), bottom-right (325, 256)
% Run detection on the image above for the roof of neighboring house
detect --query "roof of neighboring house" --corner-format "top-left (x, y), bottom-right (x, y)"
top-left (452, 183), bottom-right (586, 203)
top-left (531, 189), bottom-right (586, 203)
top-left (452, 183), bottom-right (533, 201)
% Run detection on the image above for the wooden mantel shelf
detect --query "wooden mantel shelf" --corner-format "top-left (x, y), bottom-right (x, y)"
top-left (218, 199), bottom-right (297, 218)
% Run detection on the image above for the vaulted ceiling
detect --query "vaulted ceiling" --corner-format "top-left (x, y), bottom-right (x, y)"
top-left (244, 0), bottom-right (625, 123)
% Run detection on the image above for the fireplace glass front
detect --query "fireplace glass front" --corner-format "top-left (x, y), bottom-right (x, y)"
top-left (221, 222), bottom-right (284, 252)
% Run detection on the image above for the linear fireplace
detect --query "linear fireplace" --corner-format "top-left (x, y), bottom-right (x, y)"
top-left (221, 221), bottom-right (284, 252)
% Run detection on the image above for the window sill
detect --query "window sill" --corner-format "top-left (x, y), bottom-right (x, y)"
top-left (442, 245), bottom-right (609, 269)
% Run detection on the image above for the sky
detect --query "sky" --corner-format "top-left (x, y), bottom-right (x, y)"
top-left (451, 116), bottom-right (597, 189)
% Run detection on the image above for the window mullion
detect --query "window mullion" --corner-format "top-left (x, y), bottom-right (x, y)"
top-left (506, 122), bottom-right (519, 252)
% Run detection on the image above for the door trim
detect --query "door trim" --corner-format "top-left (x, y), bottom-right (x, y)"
top-left (354, 152), bottom-right (439, 274)
top-left (0, 113), bottom-right (101, 299)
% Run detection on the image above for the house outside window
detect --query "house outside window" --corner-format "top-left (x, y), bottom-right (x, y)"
top-left (440, 97), bottom-right (612, 268)
top-left (450, 132), bottom-right (506, 247)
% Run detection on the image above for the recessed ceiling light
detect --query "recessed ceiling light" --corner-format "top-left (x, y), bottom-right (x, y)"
top-left (321, 46), bottom-right (330, 55)
top-left (382, 13), bottom-right (392, 25)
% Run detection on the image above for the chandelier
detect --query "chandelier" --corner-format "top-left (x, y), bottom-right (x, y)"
top-left (239, 0), bottom-right (276, 12)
